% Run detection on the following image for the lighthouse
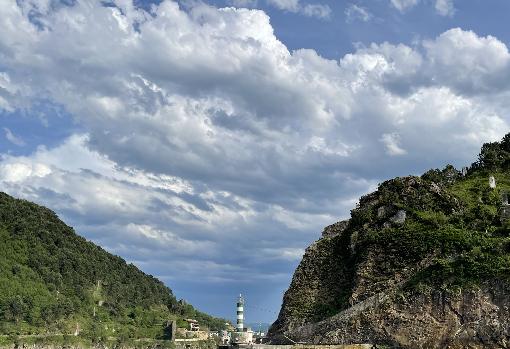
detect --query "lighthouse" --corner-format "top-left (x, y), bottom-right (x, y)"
top-left (231, 294), bottom-right (253, 345)
top-left (236, 294), bottom-right (244, 332)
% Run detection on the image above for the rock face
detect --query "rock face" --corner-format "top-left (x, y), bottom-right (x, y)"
top-left (268, 170), bottom-right (510, 348)
top-left (271, 279), bottom-right (510, 348)
top-left (269, 226), bottom-right (355, 336)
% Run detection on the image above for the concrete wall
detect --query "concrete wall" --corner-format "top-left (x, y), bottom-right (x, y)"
top-left (251, 345), bottom-right (372, 349)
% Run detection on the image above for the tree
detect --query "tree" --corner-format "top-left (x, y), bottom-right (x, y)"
top-left (478, 142), bottom-right (504, 169)
top-left (4, 296), bottom-right (28, 323)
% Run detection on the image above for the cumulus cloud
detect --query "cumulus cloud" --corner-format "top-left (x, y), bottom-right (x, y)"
top-left (423, 28), bottom-right (510, 93)
top-left (0, 0), bottom-right (509, 319)
top-left (266, 0), bottom-right (331, 19)
top-left (345, 4), bottom-right (372, 23)
top-left (1, 1), bottom-right (508, 237)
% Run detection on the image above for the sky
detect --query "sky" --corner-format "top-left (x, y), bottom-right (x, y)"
top-left (1, 0), bottom-right (510, 324)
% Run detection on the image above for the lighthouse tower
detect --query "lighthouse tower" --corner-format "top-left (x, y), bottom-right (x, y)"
top-left (236, 294), bottom-right (244, 332)
top-left (232, 294), bottom-right (253, 345)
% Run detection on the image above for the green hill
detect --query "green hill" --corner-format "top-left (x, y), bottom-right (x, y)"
top-left (0, 193), bottom-right (227, 344)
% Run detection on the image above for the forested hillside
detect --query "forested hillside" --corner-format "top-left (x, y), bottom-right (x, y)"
top-left (0, 193), bottom-right (227, 341)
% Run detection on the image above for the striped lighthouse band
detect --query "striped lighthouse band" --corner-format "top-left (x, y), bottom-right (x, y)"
top-left (236, 294), bottom-right (244, 331)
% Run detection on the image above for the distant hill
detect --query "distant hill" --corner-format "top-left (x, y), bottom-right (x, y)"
top-left (0, 192), bottom-right (227, 341)
top-left (269, 133), bottom-right (510, 348)
top-left (244, 322), bottom-right (270, 333)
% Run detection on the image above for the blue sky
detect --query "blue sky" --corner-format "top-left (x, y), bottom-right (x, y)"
top-left (1, 0), bottom-right (510, 324)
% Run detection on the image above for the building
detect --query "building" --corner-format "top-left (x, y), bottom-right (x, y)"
top-left (185, 319), bottom-right (200, 331)
top-left (220, 330), bottom-right (231, 344)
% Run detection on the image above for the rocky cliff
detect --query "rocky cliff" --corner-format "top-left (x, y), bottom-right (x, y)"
top-left (268, 134), bottom-right (510, 348)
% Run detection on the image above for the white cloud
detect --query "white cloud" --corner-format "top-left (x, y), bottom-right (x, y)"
top-left (0, 2), bottom-right (507, 212)
top-left (302, 4), bottom-right (331, 19)
top-left (435, 0), bottom-right (455, 16)
top-left (127, 223), bottom-right (216, 254)
top-left (380, 133), bottom-right (407, 156)
top-left (345, 4), bottom-right (372, 23)
top-left (0, 72), bottom-right (27, 112)
top-left (390, 0), bottom-right (456, 16)
top-left (0, 162), bottom-right (51, 182)
top-left (3, 127), bottom-right (25, 146)
top-left (260, 247), bottom-right (305, 261)
top-left (390, 0), bottom-right (419, 12)
top-left (266, 0), bottom-right (300, 11)
top-left (226, 0), bottom-right (258, 8)
top-left (1, 2), bottom-right (507, 211)
top-left (266, 0), bottom-right (331, 19)
top-left (423, 28), bottom-right (510, 92)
